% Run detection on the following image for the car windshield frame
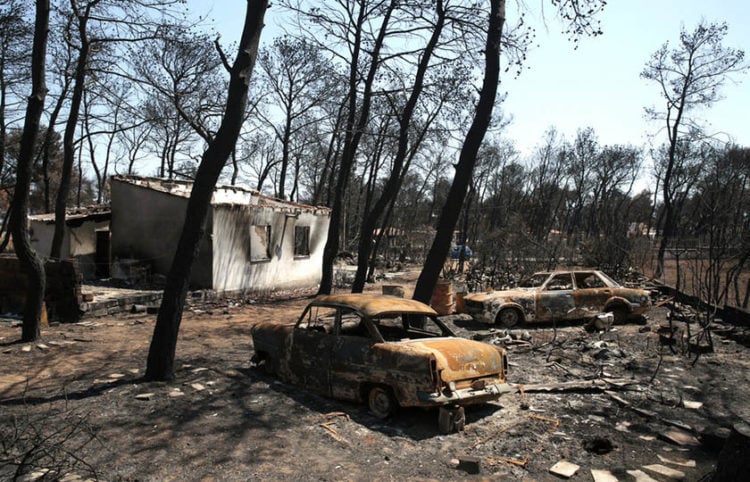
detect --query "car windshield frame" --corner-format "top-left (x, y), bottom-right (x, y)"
top-left (295, 301), bottom-right (457, 343)
top-left (518, 273), bottom-right (550, 288)
top-left (595, 271), bottom-right (621, 287)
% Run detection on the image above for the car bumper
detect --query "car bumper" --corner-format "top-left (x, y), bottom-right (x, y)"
top-left (416, 381), bottom-right (513, 406)
top-left (463, 307), bottom-right (494, 324)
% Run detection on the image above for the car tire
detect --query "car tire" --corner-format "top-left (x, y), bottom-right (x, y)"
top-left (368, 386), bottom-right (397, 419)
top-left (607, 306), bottom-right (628, 325)
top-left (438, 405), bottom-right (466, 434)
top-left (496, 308), bottom-right (521, 328)
top-left (253, 353), bottom-right (275, 375)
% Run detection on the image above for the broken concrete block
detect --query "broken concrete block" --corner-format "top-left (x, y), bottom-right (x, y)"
top-left (21, 345), bottom-right (31, 352)
top-left (633, 407), bottom-right (658, 418)
top-left (643, 464), bottom-right (685, 480)
top-left (591, 469), bottom-right (618, 482)
top-left (626, 469), bottom-right (658, 482)
top-left (549, 460), bottom-right (580, 478)
top-left (659, 429), bottom-right (701, 447)
top-left (657, 454), bottom-right (696, 467)
top-left (18, 468), bottom-right (51, 482)
top-left (682, 400), bottom-right (703, 410)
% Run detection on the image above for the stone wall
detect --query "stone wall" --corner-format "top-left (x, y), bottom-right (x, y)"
top-left (0, 256), bottom-right (83, 323)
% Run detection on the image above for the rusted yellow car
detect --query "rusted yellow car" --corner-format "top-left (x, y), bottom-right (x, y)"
top-left (461, 270), bottom-right (651, 327)
top-left (251, 294), bottom-right (510, 433)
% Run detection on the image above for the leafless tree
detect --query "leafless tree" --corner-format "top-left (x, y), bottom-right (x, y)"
top-left (642, 20), bottom-right (748, 278)
top-left (145, 0), bottom-right (269, 381)
top-left (9, 0), bottom-right (49, 342)
top-left (413, 0), bottom-right (505, 302)
top-left (0, 1), bottom-right (33, 247)
top-left (50, 0), bottom-right (184, 259)
top-left (256, 36), bottom-right (340, 200)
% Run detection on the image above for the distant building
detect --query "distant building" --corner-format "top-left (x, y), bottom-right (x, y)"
top-left (109, 176), bottom-right (331, 294)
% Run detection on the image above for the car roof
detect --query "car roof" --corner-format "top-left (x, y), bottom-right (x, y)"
top-left (312, 293), bottom-right (437, 318)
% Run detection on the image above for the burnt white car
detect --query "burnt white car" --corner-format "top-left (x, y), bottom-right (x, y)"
top-left (251, 294), bottom-right (510, 433)
top-left (461, 270), bottom-right (651, 327)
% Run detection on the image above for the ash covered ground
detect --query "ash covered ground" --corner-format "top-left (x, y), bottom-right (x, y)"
top-left (1, 272), bottom-right (748, 481)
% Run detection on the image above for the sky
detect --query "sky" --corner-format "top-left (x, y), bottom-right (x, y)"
top-left (188, 1), bottom-right (750, 186)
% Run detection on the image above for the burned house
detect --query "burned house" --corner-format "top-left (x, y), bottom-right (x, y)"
top-left (29, 206), bottom-right (111, 280)
top-left (109, 176), bottom-right (330, 294)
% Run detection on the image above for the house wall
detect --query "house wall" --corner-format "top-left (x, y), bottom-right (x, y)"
top-left (211, 205), bottom-right (330, 293)
top-left (110, 179), bottom-right (213, 288)
top-left (29, 218), bottom-right (109, 280)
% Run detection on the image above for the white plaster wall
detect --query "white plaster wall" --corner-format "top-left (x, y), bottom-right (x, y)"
top-left (110, 179), bottom-right (213, 288)
top-left (211, 205), bottom-right (329, 293)
top-left (30, 221), bottom-right (68, 259)
top-left (29, 219), bottom-right (109, 279)
top-left (68, 221), bottom-right (108, 257)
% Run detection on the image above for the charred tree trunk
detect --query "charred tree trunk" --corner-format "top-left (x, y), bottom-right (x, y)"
top-left (318, 2), bottom-right (395, 295)
top-left (457, 185), bottom-right (474, 274)
top-left (9, 0), bottom-right (49, 342)
top-left (413, 0), bottom-right (504, 303)
top-left (713, 421), bottom-right (750, 482)
top-left (145, 0), bottom-right (268, 382)
top-left (40, 73), bottom-right (71, 212)
top-left (51, 1), bottom-right (91, 259)
top-left (351, 0), bottom-right (445, 293)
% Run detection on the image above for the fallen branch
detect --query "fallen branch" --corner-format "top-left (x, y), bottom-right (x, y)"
top-left (319, 421), bottom-right (350, 446)
top-left (323, 412), bottom-right (350, 421)
top-left (469, 418), bottom-right (528, 450)
top-left (514, 378), bottom-right (638, 393)
top-left (487, 455), bottom-right (528, 468)
top-left (527, 414), bottom-right (560, 429)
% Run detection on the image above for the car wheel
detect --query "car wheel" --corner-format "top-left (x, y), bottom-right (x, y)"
top-left (368, 386), bottom-right (397, 419)
top-left (253, 353), bottom-right (275, 375)
top-left (496, 308), bottom-right (521, 328)
top-left (607, 306), bottom-right (628, 325)
top-left (438, 405), bottom-right (466, 434)
top-left (263, 357), bottom-right (276, 375)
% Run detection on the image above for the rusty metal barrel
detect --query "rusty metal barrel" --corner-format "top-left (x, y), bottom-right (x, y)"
top-left (430, 280), bottom-right (454, 315)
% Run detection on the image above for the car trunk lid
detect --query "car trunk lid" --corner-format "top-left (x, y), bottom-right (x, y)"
top-left (397, 338), bottom-right (506, 382)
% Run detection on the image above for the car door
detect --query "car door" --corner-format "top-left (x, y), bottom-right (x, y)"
top-left (535, 273), bottom-right (576, 321)
top-left (288, 305), bottom-right (337, 396)
top-left (330, 310), bottom-right (373, 401)
top-left (572, 271), bottom-right (610, 316)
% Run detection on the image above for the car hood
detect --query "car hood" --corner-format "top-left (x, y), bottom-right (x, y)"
top-left (464, 289), bottom-right (534, 302)
top-left (396, 338), bottom-right (505, 382)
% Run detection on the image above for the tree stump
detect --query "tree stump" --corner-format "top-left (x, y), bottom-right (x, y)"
top-left (713, 421), bottom-right (750, 481)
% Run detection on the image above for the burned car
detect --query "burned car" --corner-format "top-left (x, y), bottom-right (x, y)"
top-left (251, 294), bottom-right (510, 433)
top-left (461, 270), bottom-right (651, 327)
